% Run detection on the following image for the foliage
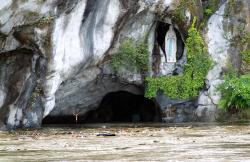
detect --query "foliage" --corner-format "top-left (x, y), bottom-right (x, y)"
top-left (111, 39), bottom-right (149, 74)
top-left (172, 0), bottom-right (219, 23)
top-left (218, 3), bottom-right (250, 112)
top-left (237, 26), bottom-right (250, 45)
top-left (171, 0), bottom-right (196, 23)
top-left (218, 25), bottom-right (250, 110)
top-left (204, 9), bottom-right (213, 17)
top-left (28, 86), bottom-right (43, 110)
top-left (236, 26), bottom-right (250, 73)
top-left (145, 18), bottom-right (212, 99)
top-left (216, 108), bottom-right (250, 123)
top-left (203, 0), bottom-right (220, 18)
top-left (224, 0), bottom-right (236, 18)
top-left (218, 73), bottom-right (250, 111)
top-left (216, 0), bottom-right (250, 113)
top-left (241, 50), bottom-right (250, 64)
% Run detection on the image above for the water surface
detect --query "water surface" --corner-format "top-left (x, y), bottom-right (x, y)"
top-left (0, 123), bottom-right (250, 161)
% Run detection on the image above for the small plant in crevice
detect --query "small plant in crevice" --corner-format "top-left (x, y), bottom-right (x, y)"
top-left (171, 0), bottom-right (196, 25)
top-left (230, 25), bottom-right (250, 73)
top-left (28, 86), bottom-right (43, 110)
top-left (241, 46), bottom-right (250, 73)
top-left (111, 38), bottom-right (149, 75)
top-left (223, 0), bottom-right (237, 18)
top-left (242, 49), bottom-right (250, 64)
top-left (145, 18), bottom-right (212, 99)
top-left (203, 0), bottom-right (220, 19)
top-left (240, 30), bottom-right (250, 73)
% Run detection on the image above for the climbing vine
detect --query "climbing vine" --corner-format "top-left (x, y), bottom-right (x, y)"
top-left (145, 18), bottom-right (212, 99)
top-left (111, 38), bottom-right (149, 74)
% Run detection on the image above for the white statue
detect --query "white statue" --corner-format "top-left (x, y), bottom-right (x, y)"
top-left (165, 25), bottom-right (177, 63)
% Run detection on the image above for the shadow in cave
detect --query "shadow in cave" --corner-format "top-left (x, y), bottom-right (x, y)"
top-left (83, 91), bottom-right (162, 123)
top-left (42, 91), bottom-right (162, 125)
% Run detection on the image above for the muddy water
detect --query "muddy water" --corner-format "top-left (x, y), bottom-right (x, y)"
top-left (0, 123), bottom-right (250, 162)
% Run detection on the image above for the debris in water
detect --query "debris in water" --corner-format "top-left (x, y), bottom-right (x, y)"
top-left (96, 132), bottom-right (116, 137)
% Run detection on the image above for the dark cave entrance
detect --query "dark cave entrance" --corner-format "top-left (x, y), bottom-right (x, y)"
top-left (83, 91), bottom-right (162, 123)
top-left (42, 91), bottom-right (162, 125)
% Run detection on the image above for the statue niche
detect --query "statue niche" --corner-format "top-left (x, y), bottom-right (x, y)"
top-left (165, 25), bottom-right (177, 63)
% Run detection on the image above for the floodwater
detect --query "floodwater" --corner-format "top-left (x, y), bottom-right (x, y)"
top-left (0, 123), bottom-right (250, 162)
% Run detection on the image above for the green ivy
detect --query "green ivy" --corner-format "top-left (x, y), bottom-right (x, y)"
top-left (145, 18), bottom-right (212, 99)
top-left (111, 39), bottom-right (149, 74)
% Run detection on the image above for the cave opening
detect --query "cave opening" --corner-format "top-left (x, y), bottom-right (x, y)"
top-left (42, 91), bottom-right (162, 125)
top-left (83, 91), bottom-right (162, 123)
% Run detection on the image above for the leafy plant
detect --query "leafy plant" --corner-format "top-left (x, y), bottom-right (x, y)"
top-left (203, 0), bottom-right (220, 18)
top-left (218, 74), bottom-right (250, 111)
top-left (111, 39), bottom-right (149, 74)
top-left (204, 9), bottom-right (213, 17)
top-left (145, 18), bottom-right (212, 99)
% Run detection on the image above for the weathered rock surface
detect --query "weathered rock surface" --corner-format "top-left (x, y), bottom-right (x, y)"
top-left (197, 0), bottom-right (250, 121)
top-left (0, 0), bottom-right (249, 129)
top-left (196, 3), bottom-right (230, 121)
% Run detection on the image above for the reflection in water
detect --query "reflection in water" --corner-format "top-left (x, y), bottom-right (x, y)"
top-left (0, 124), bottom-right (250, 161)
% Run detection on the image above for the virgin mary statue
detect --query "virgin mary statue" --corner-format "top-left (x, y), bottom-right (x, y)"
top-left (165, 25), bottom-right (177, 63)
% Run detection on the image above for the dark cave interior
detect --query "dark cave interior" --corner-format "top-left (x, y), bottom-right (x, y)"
top-left (42, 91), bottom-right (162, 125)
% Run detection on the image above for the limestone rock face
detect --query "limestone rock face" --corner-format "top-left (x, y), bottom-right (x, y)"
top-left (0, 0), bottom-right (248, 129)
top-left (197, 0), bottom-right (250, 121)
top-left (0, 0), bottom-right (191, 129)
top-left (196, 4), bottom-right (230, 121)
